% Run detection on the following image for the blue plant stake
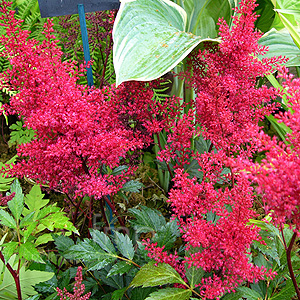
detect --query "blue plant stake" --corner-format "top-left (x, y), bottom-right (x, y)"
top-left (77, 4), bottom-right (94, 87)
top-left (37, 0), bottom-right (120, 226)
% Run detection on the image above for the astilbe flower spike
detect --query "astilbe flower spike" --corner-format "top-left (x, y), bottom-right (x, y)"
top-left (0, 1), bottom-right (143, 199)
top-left (57, 266), bottom-right (91, 300)
top-left (238, 66), bottom-right (300, 230)
top-left (151, 0), bottom-right (283, 298)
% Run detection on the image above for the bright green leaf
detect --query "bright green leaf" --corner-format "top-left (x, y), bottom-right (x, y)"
top-left (35, 233), bottom-right (53, 246)
top-left (0, 210), bottom-right (17, 228)
top-left (130, 262), bottom-right (186, 288)
top-left (145, 288), bottom-right (192, 300)
top-left (23, 184), bottom-right (49, 216)
top-left (276, 12), bottom-right (300, 49)
top-left (1, 242), bottom-right (19, 262)
top-left (19, 241), bottom-right (43, 263)
top-left (111, 287), bottom-right (127, 300)
top-left (7, 179), bottom-right (24, 222)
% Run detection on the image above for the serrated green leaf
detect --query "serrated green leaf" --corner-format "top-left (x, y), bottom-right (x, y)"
top-left (7, 179), bottom-right (24, 222)
top-left (113, 0), bottom-right (218, 85)
top-left (19, 241), bottom-right (43, 263)
top-left (1, 242), bottom-right (19, 262)
top-left (64, 239), bottom-right (117, 271)
top-left (0, 156), bottom-right (17, 191)
top-left (53, 234), bottom-right (75, 254)
top-left (131, 287), bottom-right (157, 300)
top-left (23, 221), bottom-right (38, 242)
top-left (107, 261), bottom-right (133, 277)
top-left (236, 286), bottom-right (264, 300)
top-left (220, 290), bottom-right (244, 300)
top-left (130, 262), bottom-right (186, 288)
top-left (19, 211), bottom-right (35, 228)
top-left (35, 233), bottom-right (53, 246)
top-left (114, 231), bottom-right (135, 260)
top-left (39, 211), bottom-right (78, 234)
top-left (111, 287), bottom-right (127, 300)
top-left (23, 184), bottom-right (49, 216)
top-left (185, 264), bottom-right (204, 289)
top-left (129, 206), bottom-right (166, 233)
top-left (90, 229), bottom-right (116, 254)
top-left (152, 220), bottom-right (180, 250)
top-left (99, 265), bottom-right (125, 289)
top-left (145, 288), bottom-right (192, 300)
top-left (121, 180), bottom-right (145, 193)
top-left (111, 165), bottom-right (129, 176)
top-left (0, 209), bottom-right (17, 228)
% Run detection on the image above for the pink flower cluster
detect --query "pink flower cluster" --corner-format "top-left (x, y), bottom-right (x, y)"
top-left (0, 2), bottom-right (143, 199)
top-left (148, 0), bottom-right (283, 298)
top-left (57, 266), bottom-right (91, 300)
top-left (238, 67), bottom-right (300, 230)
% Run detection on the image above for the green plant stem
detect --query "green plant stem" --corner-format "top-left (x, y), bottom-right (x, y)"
top-left (281, 227), bottom-right (300, 299)
top-left (0, 251), bottom-right (22, 300)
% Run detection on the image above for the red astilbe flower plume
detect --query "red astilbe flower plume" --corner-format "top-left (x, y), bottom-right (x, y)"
top-left (238, 67), bottom-right (300, 231)
top-left (154, 0), bottom-right (281, 298)
top-left (57, 266), bottom-right (91, 300)
top-left (183, 0), bottom-right (285, 154)
top-left (0, 2), bottom-right (142, 199)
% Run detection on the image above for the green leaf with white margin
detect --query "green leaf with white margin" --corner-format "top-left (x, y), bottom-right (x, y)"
top-left (130, 262), bottom-right (186, 287)
top-left (7, 179), bottom-right (24, 222)
top-left (145, 288), bottom-right (192, 300)
top-left (275, 11), bottom-right (300, 49)
top-left (270, 0), bottom-right (300, 30)
top-left (114, 231), bottom-right (135, 260)
top-left (259, 28), bottom-right (300, 67)
top-left (113, 0), bottom-right (219, 86)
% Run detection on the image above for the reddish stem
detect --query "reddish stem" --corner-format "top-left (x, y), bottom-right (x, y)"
top-left (0, 252), bottom-right (22, 300)
top-left (103, 195), bottom-right (125, 227)
top-left (281, 229), bottom-right (300, 299)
